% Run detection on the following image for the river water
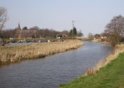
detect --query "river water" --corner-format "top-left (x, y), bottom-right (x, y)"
top-left (0, 42), bottom-right (113, 88)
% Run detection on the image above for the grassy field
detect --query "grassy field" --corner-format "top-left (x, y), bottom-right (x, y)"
top-left (0, 39), bottom-right (82, 66)
top-left (60, 46), bottom-right (124, 88)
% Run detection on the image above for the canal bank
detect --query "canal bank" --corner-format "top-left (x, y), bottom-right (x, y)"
top-left (0, 42), bottom-right (112, 88)
top-left (0, 40), bottom-right (82, 66)
top-left (60, 44), bottom-right (124, 88)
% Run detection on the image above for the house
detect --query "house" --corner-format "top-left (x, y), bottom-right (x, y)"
top-left (56, 34), bottom-right (68, 39)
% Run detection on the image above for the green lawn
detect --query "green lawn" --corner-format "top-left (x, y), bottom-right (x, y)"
top-left (60, 53), bottom-right (124, 88)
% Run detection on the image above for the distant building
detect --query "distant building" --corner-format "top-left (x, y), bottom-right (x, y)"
top-left (15, 23), bottom-right (22, 39)
top-left (56, 34), bottom-right (68, 39)
top-left (15, 24), bottom-right (32, 39)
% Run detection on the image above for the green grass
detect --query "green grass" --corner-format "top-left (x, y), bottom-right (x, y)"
top-left (60, 53), bottom-right (124, 88)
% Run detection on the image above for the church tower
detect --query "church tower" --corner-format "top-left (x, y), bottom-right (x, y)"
top-left (16, 23), bottom-right (22, 39)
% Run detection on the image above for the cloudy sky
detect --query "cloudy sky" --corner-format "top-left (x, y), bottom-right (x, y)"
top-left (1, 0), bottom-right (124, 35)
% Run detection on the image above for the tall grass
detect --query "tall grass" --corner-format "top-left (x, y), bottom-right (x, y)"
top-left (0, 40), bottom-right (82, 66)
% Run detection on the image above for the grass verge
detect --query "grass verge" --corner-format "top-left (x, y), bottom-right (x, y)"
top-left (60, 49), bottom-right (124, 88)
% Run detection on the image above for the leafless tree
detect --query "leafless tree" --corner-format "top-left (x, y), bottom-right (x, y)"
top-left (0, 7), bottom-right (7, 31)
top-left (105, 15), bottom-right (124, 46)
top-left (105, 15), bottom-right (124, 35)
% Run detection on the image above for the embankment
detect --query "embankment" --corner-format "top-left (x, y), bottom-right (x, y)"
top-left (60, 44), bottom-right (124, 88)
top-left (0, 40), bottom-right (82, 66)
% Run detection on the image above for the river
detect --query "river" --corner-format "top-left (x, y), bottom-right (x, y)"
top-left (0, 42), bottom-right (113, 88)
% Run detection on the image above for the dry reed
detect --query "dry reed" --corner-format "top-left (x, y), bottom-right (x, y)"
top-left (0, 40), bottom-right (82, 66)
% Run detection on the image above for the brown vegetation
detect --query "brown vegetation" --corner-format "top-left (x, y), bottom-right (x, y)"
top-left (0, 40), bottom-right (82, 66)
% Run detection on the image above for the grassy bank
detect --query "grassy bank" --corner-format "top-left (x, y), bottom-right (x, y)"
top-left (60, 44), bottom-right (124, 88)
top-left (0, 40), bottom-right (82, 66)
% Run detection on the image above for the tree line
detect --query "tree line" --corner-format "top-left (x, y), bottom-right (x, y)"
top-left (1, 6), bottom-right (124, 47)
top-left (0, 7), bottom-right (82, 42)
top-left (0, 26), bottom-right (69, 39)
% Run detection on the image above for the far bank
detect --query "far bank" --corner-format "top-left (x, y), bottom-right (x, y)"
top-left (0, 39), bottom-right (83, 66)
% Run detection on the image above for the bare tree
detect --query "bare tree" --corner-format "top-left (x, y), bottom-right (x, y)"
top-left (0, 7), bottom-right (7, 31)
top-left (105, 15), bottom-right (124, 46)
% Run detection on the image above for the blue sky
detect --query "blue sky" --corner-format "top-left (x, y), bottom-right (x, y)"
top-left (0, 0), bottom-right (124, 35)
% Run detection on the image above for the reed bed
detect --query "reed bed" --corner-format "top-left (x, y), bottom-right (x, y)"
top-left (0, 40), bottom-right (82, 66)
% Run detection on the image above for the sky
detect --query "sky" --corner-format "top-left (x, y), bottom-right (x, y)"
top-left (0, 0), bottom-right (124, 35)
